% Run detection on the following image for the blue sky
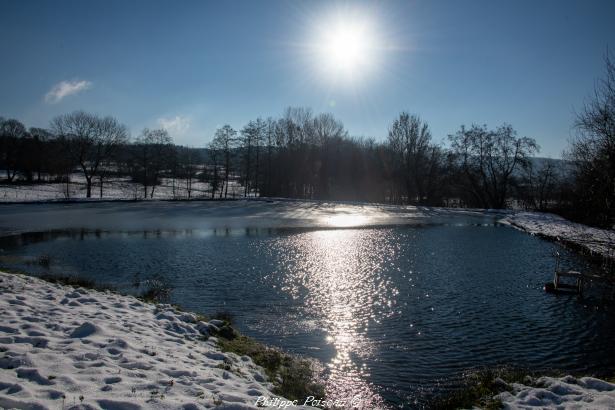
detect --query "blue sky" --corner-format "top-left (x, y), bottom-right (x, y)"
top-left (1, 0), bottom-right (614, 157)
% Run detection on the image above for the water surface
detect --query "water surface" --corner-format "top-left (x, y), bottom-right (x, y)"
top-left (1, 201), bottom-right (613, 408)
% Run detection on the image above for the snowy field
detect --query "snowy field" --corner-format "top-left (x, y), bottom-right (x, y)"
top-left (0, 176), bottom-right (245, 202)
top-left (498, 375), bottom-right (615, 409)
top-left (0, 271), bottom-right (307, 410)
top-left (500, 212), bottom-right (615, 261)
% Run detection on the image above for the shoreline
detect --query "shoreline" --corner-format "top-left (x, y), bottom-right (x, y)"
top-left (499, 211), bottom-right (615, 262)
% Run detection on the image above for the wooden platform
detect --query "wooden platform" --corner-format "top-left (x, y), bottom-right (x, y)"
top-left (552, 270), bottom-right (585, 295)
top-left (545, 268), bottom-right (614, 296)
top-left (544, 252), bottom-right (615, 297)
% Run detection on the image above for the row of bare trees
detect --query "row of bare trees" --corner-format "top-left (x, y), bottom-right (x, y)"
top-left (201, 108), bottom-right (550, 208)
top-left (0, 119), bottom-right (59, 183)
top-left (0, 109), bottom-right (556, 207)
top-left (0, 111), bottom-right (181, 199)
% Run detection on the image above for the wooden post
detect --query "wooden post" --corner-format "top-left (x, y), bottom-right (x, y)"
top-left (553, 252), bottom-right (560, 290)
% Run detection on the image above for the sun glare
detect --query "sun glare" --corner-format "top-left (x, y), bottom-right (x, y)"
top-left (324, 22), bottom-right (371, 73)
top-left (325, 213), bottom-right (369, 228)
top-left (312, 14), bottom-right (380, 83)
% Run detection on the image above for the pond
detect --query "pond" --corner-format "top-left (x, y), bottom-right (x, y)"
top-left (1, 201), bottom-right (614, 408)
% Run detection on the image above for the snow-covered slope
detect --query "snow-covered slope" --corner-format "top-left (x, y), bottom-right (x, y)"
top-left (498, 376), bottom-right (615, 409)
top-left (0, 271), bottom-right (301, 410)
top-left (500, 212), bottom-right (615, 260)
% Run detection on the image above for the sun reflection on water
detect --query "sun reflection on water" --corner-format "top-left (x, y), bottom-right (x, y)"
top-left (273, 228), bottom-right (398, 408)
top-left (324, 213), bottom-right (370, 228)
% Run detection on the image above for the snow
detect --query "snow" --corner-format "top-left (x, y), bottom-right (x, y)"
top-left (0, 175), bottom-right (246, 202)
top-left (499, 212), bottom-right (615, 260)
top-left (498, 375), bottom-right (615, 409)
top-left (0, 271), bottom-right (310, 410)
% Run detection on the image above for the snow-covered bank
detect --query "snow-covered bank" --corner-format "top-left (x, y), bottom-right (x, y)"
top-left (498, 375), bottom-right (615, 409)
top-left (500, 212), bottom-right (615, 261)
top-left (0, 271), bottom-right (308, 410)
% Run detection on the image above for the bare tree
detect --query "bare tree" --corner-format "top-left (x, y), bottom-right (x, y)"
top-left (133, 128), bottom-right (174, 199)
top-left (568, 53), bottom-right (615, 227)
top-left (263, 117), bottom-right (276, 196)
top-left (0, 118), bottom-right (26, 182)
top-left (211, 125), bottom-right (237, 199)
top-left (206, 144), bottom-right (221, 198)
top-left (312, 113), bottom-right (346, 198)
top-left (179, 148), bottom-right (198, 199)
top-left (51, 111), bottom-right (128, 198)
top-left (241, 121), bottom-right (256, 197)
top-left (449, 124), bottom-right (538, 208)
top-left (97, 118), bottom-right (129, 197)
top-left (387, 113), bottom-right (433, 204)
top-left (241, 119), bottom-right (266, 197)
top-left (253, 118), bottom-right (265, 197)
top-left (522, 160), bottom-right (559, 211)
top-left (29, 127), bottom-right (54, 182)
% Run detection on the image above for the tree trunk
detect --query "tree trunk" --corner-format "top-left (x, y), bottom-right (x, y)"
top-left (245, 143), bottom-right (251, 197)
top-left (211, 168), bottom-right (217, 199)
top-left (86, 176), bottom-right (92, 198)
top-left (254, 145), bottom-right (260, 197)
top-left (65, 172), bottom-right (71, 199)
top-left (224, 165), bottom-right (229, 199)
top-left (224, 149), bottom-right (230, 199)
top-left (143, 169), bottom-right (148, 199)
top-left (267, 144), bottom-right (272, 196)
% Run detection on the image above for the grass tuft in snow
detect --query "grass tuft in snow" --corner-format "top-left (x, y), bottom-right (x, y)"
top-left (37, 254), bottom-right (51, 268)
top-left (212, 310), bottom-right (235, 324)
top-left (138, 273), bottom-right (174, 303)
top-left (218, 334), bottom-right (325, 402)
top-left (428, 366), bottom-right (545, 410)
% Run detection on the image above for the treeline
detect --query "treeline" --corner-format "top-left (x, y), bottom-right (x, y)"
top-left (1, 57), bottom-right (614, 228)
top-left (0, 109), bottom-right (565, 208)
top-left (209, 108), bottom-right (556, 210)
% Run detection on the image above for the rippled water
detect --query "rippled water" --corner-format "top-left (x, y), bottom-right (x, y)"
top-left (1, 203), bottom-right (614, 408)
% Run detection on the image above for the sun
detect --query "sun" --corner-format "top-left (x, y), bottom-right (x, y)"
top-left (312, 15), bottom-right (379, 83)
top-left (324, 22), bottom-right (371, 73)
